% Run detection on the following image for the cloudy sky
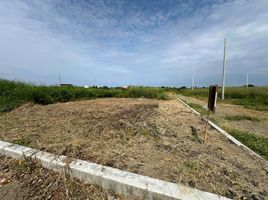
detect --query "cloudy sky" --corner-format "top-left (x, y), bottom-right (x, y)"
top-left (0, 0), bottom-right (267, 87)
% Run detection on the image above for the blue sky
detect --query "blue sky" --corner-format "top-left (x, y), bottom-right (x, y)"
top-left (0, 0), bottom-right (267, 87)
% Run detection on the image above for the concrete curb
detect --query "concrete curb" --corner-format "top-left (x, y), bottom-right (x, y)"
top-left (0, 140), bottom-right (230, 200)
top-left (177, 97), bottom-right (265, 160)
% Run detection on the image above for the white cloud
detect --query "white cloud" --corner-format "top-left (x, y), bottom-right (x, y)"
top-left (0, 0), bottom-right (267, 86)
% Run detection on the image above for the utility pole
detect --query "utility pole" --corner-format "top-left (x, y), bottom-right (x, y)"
top-left (192, 64), bottom-right (195, 90)
top-left (58, 73), bottom-right (61, 85)
top-left (246, 72), bottom-right (248, 88)
top-left (221, 38), bottom-right (227, 100)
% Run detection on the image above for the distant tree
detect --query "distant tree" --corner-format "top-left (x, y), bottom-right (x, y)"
top-left (243, 84), bottom-right (255, 87)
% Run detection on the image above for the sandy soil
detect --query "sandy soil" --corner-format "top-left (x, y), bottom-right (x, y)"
top-left (177, 94), bottom-right (268, 138)
top-left (0, 98), bottom-right (267, 199)
top-left (0, 155), bottom-right (122, 200)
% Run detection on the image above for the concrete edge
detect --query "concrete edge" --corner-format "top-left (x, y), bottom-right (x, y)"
top-left (0, 140), bottom-right (230, 200)
top-left (176, 97), bottom-right (265, 160)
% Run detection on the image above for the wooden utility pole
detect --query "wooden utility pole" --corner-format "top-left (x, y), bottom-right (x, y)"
top-left (205, 85), bottom-right (219, 143)
top-left (221, 38), bottom-right (227, 100)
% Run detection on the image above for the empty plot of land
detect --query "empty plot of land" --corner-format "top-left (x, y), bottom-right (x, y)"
top-left (0, 98), bottom-right (267, 199)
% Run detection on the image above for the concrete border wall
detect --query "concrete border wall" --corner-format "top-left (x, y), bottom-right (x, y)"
top-left (177, 97), bottom-right (265, 160)
top-left (0, 140), bottom-right (230, 200)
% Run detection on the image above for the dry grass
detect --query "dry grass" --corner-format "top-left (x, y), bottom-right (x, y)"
top-left (0, 98), bottom-right (268, 199)
top-left (0, 155), bottom-right (123, 200)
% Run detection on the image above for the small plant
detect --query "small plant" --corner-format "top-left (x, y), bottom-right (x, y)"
top-left (184, 160), bottom-right (200, 171)
top-left (190, 126), bottom-right (201, 142)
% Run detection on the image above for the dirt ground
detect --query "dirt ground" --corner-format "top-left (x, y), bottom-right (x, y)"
top-left (0, 98), bottom-right (268, 199)
top-left (177, 94), bottom-right (268, 138)
top-left (0, 155), bottom-right (122, 200)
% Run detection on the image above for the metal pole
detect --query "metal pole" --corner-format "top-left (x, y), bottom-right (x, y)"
top-left (221, 38), bottom-right (227, 100)
top-left (192, 65), bottom-right (195, 90)
top-left (246, 72), bottom-right (248, 88)
top-left (59, 73), bottom-right (61, 85)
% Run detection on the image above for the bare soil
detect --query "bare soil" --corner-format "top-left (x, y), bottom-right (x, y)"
top-left (0, 155), bottom-right (122, 200)
top-left (177, 94), bottom-right (268, 138)
top-left (0, 98), bottom-right (267, 199)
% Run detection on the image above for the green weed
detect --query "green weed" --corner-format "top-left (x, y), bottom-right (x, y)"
top-left (185, 160), bottom-right (200, 171)
top-left (224, 127), bottom-right (268, 160)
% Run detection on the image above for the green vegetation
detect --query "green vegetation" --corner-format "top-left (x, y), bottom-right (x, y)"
top-left (0, 79), bottom-right (168, 112)
top-left (177, 87), bottom-right (268, 110)
top-left (224, 115), bottom-right (260, 122)
top-left (12, 137), bottom-right (32, 147)
top-left (187, 103), bottom-right (207, 115)
top-left (185, 101), bottom-right (266, 160)
top-left (184, 160), bottom-right (200, 171)
top-left (186, 102), bottom-right (218, 123)
top-left (224, 127), bottom-right (268, 160)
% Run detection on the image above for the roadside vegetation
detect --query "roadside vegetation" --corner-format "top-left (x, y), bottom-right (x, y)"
top-left (177, 87), bottom-right (268, 110)
top-left (224, 114), bottom-right (260, 122)
top-left (186, 101), bottom-right (268, 160)
top-left (187, 103), bottom-right (207, 115)
top-left (0, 79), bottom-right (168, 112)
top-left (224, 127), bottom-right (268, 160)
top-left (182, 97), bottom-right (268, 160)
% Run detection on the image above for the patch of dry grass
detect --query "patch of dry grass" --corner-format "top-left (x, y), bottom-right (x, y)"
top-left (0, 155), bottom-right (123, 200)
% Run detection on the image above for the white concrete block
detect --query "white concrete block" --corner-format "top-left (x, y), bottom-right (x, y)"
top-left (0, 140), bottom-right (230, 200)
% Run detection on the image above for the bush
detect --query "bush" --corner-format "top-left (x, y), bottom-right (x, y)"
top-left (32, 89), bottom-right (54, 105)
